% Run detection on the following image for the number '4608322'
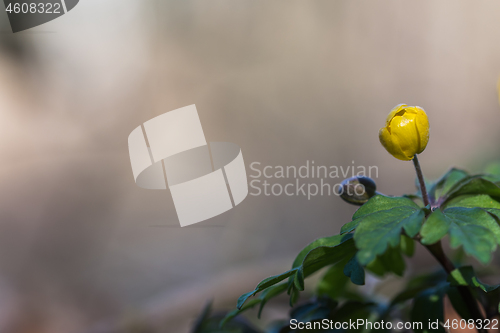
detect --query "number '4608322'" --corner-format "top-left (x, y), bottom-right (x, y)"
top-left (5, 2), bottom-right (61, 14)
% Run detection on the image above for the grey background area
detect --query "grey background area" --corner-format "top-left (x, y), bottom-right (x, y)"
top-left (0, 1), bottom-right (500, 332)
top-left (164, 145), bottom-right (213, 187)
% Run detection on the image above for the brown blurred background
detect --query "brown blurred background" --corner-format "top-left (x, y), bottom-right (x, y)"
top-left (1, 1), bottom-right (500, 332)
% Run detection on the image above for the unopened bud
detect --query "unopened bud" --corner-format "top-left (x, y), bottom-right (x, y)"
top-left (338, 176), bottom-right (377, 205)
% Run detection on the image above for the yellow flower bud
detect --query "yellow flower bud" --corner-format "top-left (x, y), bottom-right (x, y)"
top-left (379, 104), bottom-right (430, 161)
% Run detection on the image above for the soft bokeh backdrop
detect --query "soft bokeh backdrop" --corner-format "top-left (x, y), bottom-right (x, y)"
top-left (0, 1), bottom-right (500, 332)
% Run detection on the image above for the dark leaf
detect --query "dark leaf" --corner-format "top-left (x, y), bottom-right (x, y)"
top-left (343, 256), bottom-right (365, 285)
top-left (293, 234), bottom-right (356, 291)
top-left (237, 270), bottom-right (297, 309)
top-left (192, 301), bottom-right (213, 333)
top-left (220, 299), bottom-right (261, 329)
top-left (365, 244), bottom-right (407, 277)
top-left (196, 309), bottom-right (262, 333)
top-left (316, 259), bottom-right (349, 300)
top-left (288, 286), bottom-right (299, 307)
top-left (376, 245), bottom-right (406, 276)
top-left (221, 284), bottom-right (288, 328)
top-left (332, 301), bottom-right (381, 333)
top-left (390, 271), bottom-right (447, 306)
top-left (480, 288), bottom-right (500, 318)
top-left (237, 234), bottom-right (356, 311)
top-left (447, 286), bottom-right (474, 320)
top-left (428, 168), bottom-right (468, 203)
top-left (420, 207), bottom-right (500, 264)
top-left (443, 176), bottom-right (500, 205)
top-left (258, 284), bottom-right (288, 318)
top-left (448, 266), bottom-right (500, 293)
top-left (389, 272), bottom-right (448, 330)
top-left (290, 298), bottom-right (337, 323)
top-left (291, 234), bottom-right (348, 269)
top-left (411, 285), bottom-right (448, 333)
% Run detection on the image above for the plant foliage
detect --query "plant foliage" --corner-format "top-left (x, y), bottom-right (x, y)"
top-left (193, 162), bottom-right (500, 333)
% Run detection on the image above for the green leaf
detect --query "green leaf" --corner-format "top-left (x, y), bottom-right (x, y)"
top-left (354, 206), bottom-right (425, 266)
top-left (428, 168), bottom-right (468, 203)
top-left (400, 234), bottom-right (415, 257)
top-left (290, 298), bottom-right (337, 324)
top-left (353, 195), bottom-right (420, 219)
top-left (439, 169), bottom-right (469, 194)
top-left (365, 256), bottom-right (386, 276)
top-left (340, 195), bottom-right (420, 234)
top-left (443, 176), bottom-right (500, 204)
top-left (288, 285), bottom-right (299, 307)
top-left (293, 234), bottom-right (356, 291)
top-left (237, 234), bottom-right (356, 310)
top-left (485, 162), bottom-right (500, 175)
top-left (366, 244), bottom-right (406, 277)
top-left (390, 271), bottom-right (447, 306)
top-left (445, 194), bottom-right (500, 209)
top-left (316, 260), bottom-right (349, 299)
top-left (332, 301), bottom-right (380, 333)
top-left (265, 321), bottom-right (289, 333)
top-left (378, 245), bottom-right (406, 276)
top-left (448, 266), bottom-right (500, 293)
top-left (291, 234), bottom-right (347, 269)
top-left (484, 162), bottom-right (500, 182)
top-left (195, 302), bottom-right (262, 333)
top-left (420, 209), bottom-right (449, 245)
top-left (220, 283), bottom-right (288, 327)
top-left (257, 284), bottom-right (288, 318)
top-left (411, 285), bottom-right (448, 333)
top-left (192, 301), bottom-right (213, 333)
top-left (486, 208), bottom-right (500, 224)
top-left (236, 269), bottom-right (297, 309)
top-left (404, 193), bottom-right (422, 201)
top-left (220, 299), bottom-right (261, 329)
top-left (421, 207), bottom-right (500, 264)
top-left (343, 256), bottom-right (365, 285)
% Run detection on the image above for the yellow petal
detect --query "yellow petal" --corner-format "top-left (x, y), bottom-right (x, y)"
top-left (389, 111), bottom-right (419, 159)
top-left (414, 107), bottom-right (429, 154)
top-left (379, 127), bottom-right (411, 161)
top-left (385, 104), bottom-right (407, 126)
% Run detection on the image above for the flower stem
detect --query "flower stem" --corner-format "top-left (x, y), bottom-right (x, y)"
top-left (412, 155), bottom-right (430, 207)
top-left (411, 155), bottom-right (486, 331)
top-left (426, 242), bottom-right (486, 333)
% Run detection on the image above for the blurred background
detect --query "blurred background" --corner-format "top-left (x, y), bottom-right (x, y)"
top-left (1, 1), bottom-right (500, 332)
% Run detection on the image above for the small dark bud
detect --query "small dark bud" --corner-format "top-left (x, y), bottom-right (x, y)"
top-left (338, 176), bottom-right (377, 206)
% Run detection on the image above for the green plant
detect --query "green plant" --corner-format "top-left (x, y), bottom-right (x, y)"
top-left (193, 105), bottom-right (500, 333)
